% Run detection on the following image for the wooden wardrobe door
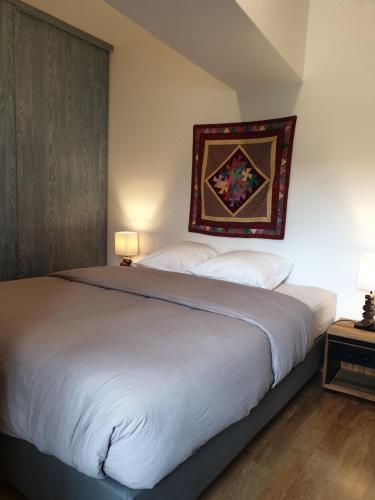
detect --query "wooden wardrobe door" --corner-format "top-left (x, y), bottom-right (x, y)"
top-left (15, 9), bottom-right (108, 278)
top-left (0, 1), bottom-right (17, 281)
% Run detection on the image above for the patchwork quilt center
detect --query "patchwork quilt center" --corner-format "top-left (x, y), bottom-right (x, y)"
top-left (206, 146), bottom-right (268, 214)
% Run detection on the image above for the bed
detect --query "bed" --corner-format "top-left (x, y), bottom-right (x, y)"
top-left (0, 265), bottom-right (336, 500)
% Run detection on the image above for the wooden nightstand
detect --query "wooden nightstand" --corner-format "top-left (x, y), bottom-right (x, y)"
top-left (322, 318), bottom-right (375, 402)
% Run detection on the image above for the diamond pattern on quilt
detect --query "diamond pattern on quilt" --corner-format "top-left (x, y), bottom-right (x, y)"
top-left (206, 146), bottom-right (268, 214)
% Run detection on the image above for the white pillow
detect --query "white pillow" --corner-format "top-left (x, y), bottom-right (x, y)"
top-left (137, 241), bottom-right (220, 274)
top-left (189, 251), bottom-right (293, 290)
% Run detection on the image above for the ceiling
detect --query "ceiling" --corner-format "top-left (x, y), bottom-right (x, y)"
top-left (105, 0), bottom-right (309, 91)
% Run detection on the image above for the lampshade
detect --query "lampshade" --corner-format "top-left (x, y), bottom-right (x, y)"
top-left (115, 231), bottom-right (139, 257)
top-left (357, 253), bottom-right (375, 291)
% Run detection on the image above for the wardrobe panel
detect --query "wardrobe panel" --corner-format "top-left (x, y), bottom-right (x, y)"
top-left (0, 0), bottom-right (17, 281)
top-left (15, 9), bottom-right (108, 278)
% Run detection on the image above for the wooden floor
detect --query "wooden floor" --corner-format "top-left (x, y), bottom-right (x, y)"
top-left (1, 375), bottom-right (374, 500)
top-left (202, 375), bottom-right (375, 500)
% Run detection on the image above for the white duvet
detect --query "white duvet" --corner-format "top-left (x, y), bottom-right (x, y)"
top-left (0, 267), bottom-right (313, 489)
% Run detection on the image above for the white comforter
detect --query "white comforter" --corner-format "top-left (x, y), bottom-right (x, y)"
top-left (0, 267), bottom-right (313, 489)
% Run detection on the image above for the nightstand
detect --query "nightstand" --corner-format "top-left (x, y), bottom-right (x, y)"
top-left (322, 318), bottom-right (375, 402)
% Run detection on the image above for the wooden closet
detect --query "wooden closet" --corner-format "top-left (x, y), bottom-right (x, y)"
top-left (0, 0), bottom-right (111, 281)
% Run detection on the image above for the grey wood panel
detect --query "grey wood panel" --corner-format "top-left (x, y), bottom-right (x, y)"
top-left (15, 9), bottom-right (108, 278)
top-left (0, 0), bottom-right (17, 281)
top-left (8, 0), bottom-right (113, 52)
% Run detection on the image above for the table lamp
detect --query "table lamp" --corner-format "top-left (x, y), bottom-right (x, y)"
top-left (115, 231), bottom-right (139, 266)
top-left (355, 253), bottom-right (375, 332)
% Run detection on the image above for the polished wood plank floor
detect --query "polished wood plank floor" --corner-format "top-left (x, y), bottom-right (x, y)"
top-left (1, 375), bottom-right (374, 500)
top-left (202, 375), bottom-right (375, 500)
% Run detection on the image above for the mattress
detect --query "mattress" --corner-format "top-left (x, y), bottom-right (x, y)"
top-left (275, 283), bottom-right (337, 338)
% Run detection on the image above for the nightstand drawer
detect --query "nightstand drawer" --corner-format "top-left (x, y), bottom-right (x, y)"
top-left (328, 339), bottom-right (375, 369)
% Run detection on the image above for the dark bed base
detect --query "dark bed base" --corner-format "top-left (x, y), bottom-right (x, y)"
top-left (0, 337), bottom-right (324, 500)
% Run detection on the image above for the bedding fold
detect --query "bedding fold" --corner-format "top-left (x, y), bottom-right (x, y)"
top-left (0, 266), bottom-right (313, 489)
top-left (53, 266), bottom-right (313, 385)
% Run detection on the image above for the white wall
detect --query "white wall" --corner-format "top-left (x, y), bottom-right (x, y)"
top-left (235, 0), bottom-right (309, 78)
top-left (229, 0), bottom-right (375, 319)
top-left (113, 0), bottom-right (375, 320)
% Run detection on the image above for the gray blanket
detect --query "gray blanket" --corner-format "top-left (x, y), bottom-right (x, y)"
top-left (0, 266), bottom-right (312, 489)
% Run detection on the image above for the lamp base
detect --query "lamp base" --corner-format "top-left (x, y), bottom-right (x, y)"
top-left (355, 292), bottom-right (375, 332)
top-left (120, 256), bottom-right (132, 266)
top-left (354, 321), bottom-right (375, 332)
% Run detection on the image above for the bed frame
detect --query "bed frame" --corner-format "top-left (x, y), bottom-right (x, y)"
top-left (0, 336), bottom-right (324, 500)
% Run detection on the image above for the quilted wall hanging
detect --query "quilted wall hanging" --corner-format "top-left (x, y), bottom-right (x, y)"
top-left (189, 116), bottom-right (297, 239)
